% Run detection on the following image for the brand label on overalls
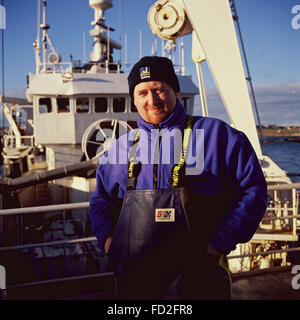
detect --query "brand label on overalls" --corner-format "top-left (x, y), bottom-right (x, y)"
top-left (155, 208), bottom-right (175, 222)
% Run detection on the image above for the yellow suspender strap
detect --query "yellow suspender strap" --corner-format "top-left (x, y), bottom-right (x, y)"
top-left (171, 115), bottom-right (194, 187)
top-left (128, 130), bottom-right (141, 179)
top-left (128, 115), bottom-right (195, 187)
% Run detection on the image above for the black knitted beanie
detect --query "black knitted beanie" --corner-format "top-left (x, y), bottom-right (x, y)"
top-left (127, 56), bottom-right (180, 98)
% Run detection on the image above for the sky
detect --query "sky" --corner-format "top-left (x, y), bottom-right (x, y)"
top-left (1, 0), bottom-right (300, 126)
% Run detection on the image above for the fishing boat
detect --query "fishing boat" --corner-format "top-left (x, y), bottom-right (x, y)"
top-left (0, 0), bottom-right (299, 300)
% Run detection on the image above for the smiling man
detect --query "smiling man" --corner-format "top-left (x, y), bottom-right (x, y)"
top-left (89, 56), bottom-right (267, 300)
top-left (133, 81), bottom-right (178, 124)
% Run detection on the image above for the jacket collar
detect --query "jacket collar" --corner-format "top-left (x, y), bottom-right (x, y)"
top-left (137, 100), bottom-right (187, 131)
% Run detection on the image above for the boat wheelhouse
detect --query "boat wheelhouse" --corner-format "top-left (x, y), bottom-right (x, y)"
top-left (26, 72), bottom-right (198, 146)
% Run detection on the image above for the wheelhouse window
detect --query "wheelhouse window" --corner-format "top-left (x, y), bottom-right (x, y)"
top-left (95, 97), bottom-right (108, 113)
top-left (39, 97), bottom-right (52, 113)
top-left (130, 98), bottom-right (137, 112)
top-left (180, 97), bottom-right (191, 110)
top-left (76, 97), bottom-right (90, 113)
top-left (113, 97), bottom-right (126, 113)
top-left (57, 97), bottom-right (70, 113)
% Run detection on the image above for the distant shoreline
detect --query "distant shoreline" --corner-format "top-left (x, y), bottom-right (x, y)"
top-left (257, 126), bottom-right (300, 137)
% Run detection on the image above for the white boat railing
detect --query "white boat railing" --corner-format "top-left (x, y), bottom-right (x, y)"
top-left (0, 181), bottom-right (299, 256)
top-left (3, 135), bottom-right (35, 155)
top-left (0, 202), bottom-right (89, 216)
top-left (37, 60), bottom-right (122, 75)
top-left (0, 183), bottom-right (299, 298)
top-left (0, 236), bottom-right (97, 252)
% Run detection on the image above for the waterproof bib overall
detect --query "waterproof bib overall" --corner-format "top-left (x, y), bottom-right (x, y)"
top-left (108, 116), bottom-right (231, 300)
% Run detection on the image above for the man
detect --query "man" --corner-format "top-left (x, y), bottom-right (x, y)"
top-left (89, 56), bottom-right (267, 300)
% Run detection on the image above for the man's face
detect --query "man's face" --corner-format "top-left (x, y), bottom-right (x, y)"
top-left (133, 81), bottom-right (178, 125)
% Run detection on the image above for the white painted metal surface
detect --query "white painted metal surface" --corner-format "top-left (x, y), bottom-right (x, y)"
top-left (182, 0), bottom-right (262, 159)
top-left (148, 0), bottom-right (262, 159)
top-left (3, 103), bottom-right (22, 148)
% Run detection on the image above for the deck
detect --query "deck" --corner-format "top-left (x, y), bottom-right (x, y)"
top-left (232, 266), bottom-right (300, 300)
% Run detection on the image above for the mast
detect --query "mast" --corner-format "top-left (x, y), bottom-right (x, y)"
top-left (89, 0), bottom-right (121, 65)
top-left (41, 0), bottom-right (50, 72)
top-left (34, 0), bottom-right (41, 74)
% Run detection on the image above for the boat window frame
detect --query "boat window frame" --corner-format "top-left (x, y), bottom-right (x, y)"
top-left (129, 97), bottom-right (138, 113)
top-left (75, 96), bottom-right (91, 114)
top-left (112, 96), bottom-right (127, 113)
top-left (56, 96), bottom-right (71, 114)
top-left (94, 96), bottom-right (109, 113)
top-left (180, 96), bottom-right (191, 111)
top-left (38, 96), bottom-right (53, 114)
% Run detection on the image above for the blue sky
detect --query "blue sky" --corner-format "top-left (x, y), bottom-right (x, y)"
top-left (1, 0), bottom-right (300, 125)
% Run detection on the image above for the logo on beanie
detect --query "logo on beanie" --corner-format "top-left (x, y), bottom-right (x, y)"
top-left (140, 66), bottom-right (151, 79)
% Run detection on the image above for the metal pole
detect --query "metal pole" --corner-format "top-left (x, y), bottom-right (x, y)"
top-left (268, 182), bottom-right (300, 191)
top-left (83, 32), bottom-right (86, 63)
top-left (6, 271), bottom-right (115, 289)
top-left (195, 62), bottom-right (208, 117)
top-left (42, 0), bottom-right (47, 72)
top-left (1, 0), bottom-right (4, 136)
top-left (139, 30), bottom-right (142, 59)
top-left (230, 0), bottom-right (265, 144)
top-left (1, 158), bottom-right (97, 191)
top-left (35, 0), bottom-right (41, 74)
top-left (1, 0), bottom-right (5, 229)
top-left (1, 0), bottom-right (4, 146)
top-left (0, 201), bottom-right (89, 216)
top-left (228, 246), bottom-right (300, 259)
top-left (0, 203), bottom-right (298, 220)
top-left (0, 236), bottom-right (97, 252)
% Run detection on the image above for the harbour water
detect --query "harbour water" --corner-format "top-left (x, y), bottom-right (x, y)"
top-left (261, 137), bottom-right (300, 184)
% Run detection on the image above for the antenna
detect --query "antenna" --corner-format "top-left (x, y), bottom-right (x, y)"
top-left (161, 39), bottom-right (165, 57)
top-left (151, 35), bottom-right (158, 56)
top-left (40, 0), bottom-right (50, 72)
top-left (83, 32), bottom-right (86, 63)
top-left (139, 30), bottom-right (142, 59)
top-left (151, 35), bottom-right (154, 56)
top-left (178, 38), bottom-right (181, 71)
top-left (124, 33), bottom-right (128, 65)
top-left (118, 0), bottom-right (122, 63)
top-left (107, 24), bottom-right (110, 62)
top-left (181, 38), bottom-right (185, 75)
top-left (35, 0), bottom-right (41, 73)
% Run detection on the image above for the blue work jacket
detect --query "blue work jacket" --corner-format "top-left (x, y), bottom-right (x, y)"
top-left (89, 101), bottom-right (267, 255)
